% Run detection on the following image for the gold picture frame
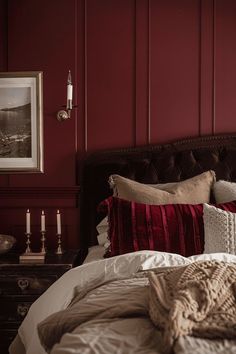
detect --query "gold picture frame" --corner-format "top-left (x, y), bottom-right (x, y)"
top-left (0, 71), bottom-right (43, 173)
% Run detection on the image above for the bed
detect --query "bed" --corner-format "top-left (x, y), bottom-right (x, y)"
top-left (9, 133), bottom-right (236, 354)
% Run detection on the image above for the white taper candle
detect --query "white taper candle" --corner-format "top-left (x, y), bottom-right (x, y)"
top-left (67, 70), bottom-right (73, 101)
top-left (26, 209), bottom-right (31, 234)
top-left (41, 210), bottom-right (46, 232)
top-left (57, 210), bottom-right (61, 234)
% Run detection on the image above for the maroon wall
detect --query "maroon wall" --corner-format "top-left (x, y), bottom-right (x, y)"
top-left (0, 0), bottom-right (7, 71)
top-left (0, 0), bottom-right (236, 250)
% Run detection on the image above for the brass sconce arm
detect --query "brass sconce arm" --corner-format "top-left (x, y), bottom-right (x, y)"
top-left (57, 70), bottom-right (77, 122)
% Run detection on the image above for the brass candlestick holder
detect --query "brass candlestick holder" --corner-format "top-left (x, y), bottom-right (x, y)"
top-left (20, 232), bottom-right (46, 264)
top-left (40, 230), bottom-right (46, 254)
top-left (25, 232), bottom-right (32, 253)
top-left (56, 233), bottom-right (63, 255)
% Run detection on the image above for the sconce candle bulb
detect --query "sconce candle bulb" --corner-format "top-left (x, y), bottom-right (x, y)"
top-left (57, 70), bottom-right (77, 121)
top-left (66, 70), bottom-right (73, 109)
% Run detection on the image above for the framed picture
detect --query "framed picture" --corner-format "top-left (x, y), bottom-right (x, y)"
top-left (0, 71), bottom-right (43, 173)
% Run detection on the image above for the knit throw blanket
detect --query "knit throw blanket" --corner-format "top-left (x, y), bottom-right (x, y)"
top-left (148, 261), bottom-right (236, 353)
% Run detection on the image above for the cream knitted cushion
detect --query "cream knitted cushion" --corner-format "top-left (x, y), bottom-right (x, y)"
top-left (148, 261), bottom-right (236, 354)
top-left (203, 203), bottom-right (236, 254)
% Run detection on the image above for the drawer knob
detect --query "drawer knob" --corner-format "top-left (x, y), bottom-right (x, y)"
top-left (17, 278), bottom-right (29, 291)
top-left (17, 304), bottom-right (30, 317)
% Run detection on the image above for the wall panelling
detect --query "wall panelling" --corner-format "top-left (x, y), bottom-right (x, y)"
top-left (0, 0), bottom-right (236, 249)
top-left (214, 0), bottom-right (236, 133)
top-left (0, 0), bottom-right (7, 71)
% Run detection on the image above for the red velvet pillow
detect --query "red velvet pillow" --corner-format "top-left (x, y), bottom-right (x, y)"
top-left (98, 197), bottom-right (236, 257)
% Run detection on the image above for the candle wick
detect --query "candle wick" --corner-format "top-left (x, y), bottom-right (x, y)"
top-left (67, 70), bottom-right (72, 85)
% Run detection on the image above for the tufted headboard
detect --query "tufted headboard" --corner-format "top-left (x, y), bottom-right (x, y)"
top-left (80, 134), bottom-right (236, 248)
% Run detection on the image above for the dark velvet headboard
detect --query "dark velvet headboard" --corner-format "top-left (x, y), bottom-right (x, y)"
top-left (80, 134), bottom-right (236, 248)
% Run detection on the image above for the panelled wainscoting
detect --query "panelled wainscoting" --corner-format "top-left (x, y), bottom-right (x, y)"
top-left (0, 0), bottom-right (236, 248)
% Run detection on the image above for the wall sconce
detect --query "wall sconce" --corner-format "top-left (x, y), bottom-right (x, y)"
top-left (57, 70), bottom-right (77, 121)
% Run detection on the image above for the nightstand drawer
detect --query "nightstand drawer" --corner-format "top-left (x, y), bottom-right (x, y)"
top-left (0, 250), bottom-right (78, 353)
top-left (0, 275), bottom-right (58, 295)
top-left (0, 298), bottom-right (33, 322)
top-left (0, 329), bottom-right (17, 353)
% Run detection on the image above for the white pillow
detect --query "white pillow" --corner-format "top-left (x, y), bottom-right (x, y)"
top-left (96, 217), bottom-right (110, 248)
top-left (96, 216), bottom-right (108, 235)
top-left (213, 180), bottom-right (236, 203)
top-left (203, 203), bottom-right (236, 254)
top-left (97, 231), bottom-right (109, 248)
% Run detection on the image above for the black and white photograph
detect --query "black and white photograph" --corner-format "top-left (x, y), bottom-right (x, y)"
top-left (0, 86), bottom-right (31, 157)
top-left (0, 72), bottom-right (43, 172)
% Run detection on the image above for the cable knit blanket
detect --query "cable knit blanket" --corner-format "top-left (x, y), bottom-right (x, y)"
top-left (38, 260), bottom-right (236, 354)
top-left (149, 261), bottom-right (236, 354)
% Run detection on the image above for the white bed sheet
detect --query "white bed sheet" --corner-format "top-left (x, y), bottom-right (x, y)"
top-left (9, 251), bottom-right (236, 354)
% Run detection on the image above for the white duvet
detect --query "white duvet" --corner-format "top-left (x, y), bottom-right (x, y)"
top-left (9, 251), bottom-right (236, 354)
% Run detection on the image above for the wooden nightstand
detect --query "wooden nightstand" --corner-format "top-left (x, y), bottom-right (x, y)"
top-left (0, 250), bottom-right (79, 354)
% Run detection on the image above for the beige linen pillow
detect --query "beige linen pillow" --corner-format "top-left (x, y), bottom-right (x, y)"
top-left (109, 170), bottom-right (215, 205)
